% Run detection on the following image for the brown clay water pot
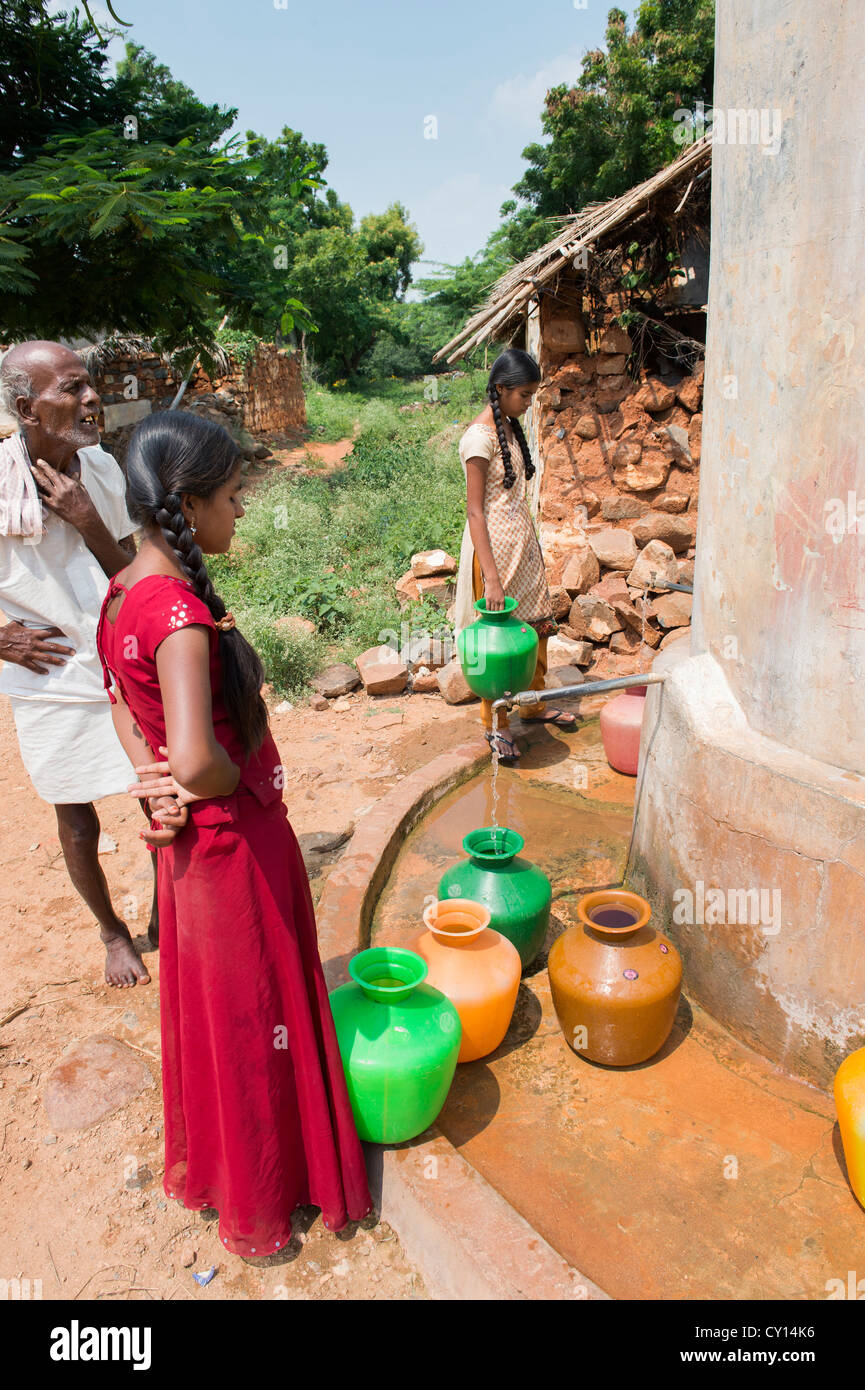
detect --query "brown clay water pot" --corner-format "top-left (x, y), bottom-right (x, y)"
top-left (548, 888), bottom-right (682, 1066)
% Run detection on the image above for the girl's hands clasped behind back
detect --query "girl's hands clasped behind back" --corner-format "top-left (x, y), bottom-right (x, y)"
top-left (128, 745), bottom-right (202, 847)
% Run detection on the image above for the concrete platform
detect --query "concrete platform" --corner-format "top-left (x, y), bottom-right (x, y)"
top-left (320, 711), bottom-right (863, 1300)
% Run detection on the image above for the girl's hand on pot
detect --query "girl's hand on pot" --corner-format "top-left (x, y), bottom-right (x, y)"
top-left (485, 578), bottom-right (506, 611)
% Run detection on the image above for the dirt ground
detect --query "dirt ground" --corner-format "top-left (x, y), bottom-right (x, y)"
top-left (0, 678), bottom-right (486, 1302)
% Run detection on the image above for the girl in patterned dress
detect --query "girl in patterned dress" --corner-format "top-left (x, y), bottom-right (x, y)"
top-left (455, 349), bottom-right (576, 762)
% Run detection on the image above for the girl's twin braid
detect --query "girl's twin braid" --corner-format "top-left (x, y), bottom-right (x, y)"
top-left (155, 491), bottom-right (228, 622)
top-left (489, 386), bottom-right (517, 490)
top-left (489, 387), bottom-right (535, 488)
top-left (510, 415), bottom-right (536, 481)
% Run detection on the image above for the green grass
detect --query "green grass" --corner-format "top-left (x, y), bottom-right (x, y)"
top-left (209, 368), bottom-right (488, 696)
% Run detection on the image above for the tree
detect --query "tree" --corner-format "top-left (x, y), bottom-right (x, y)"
top-left (498, 0), bottom-right (714, 260)
top-left (0, 7), bottom-right (318, 357)
top-left (0, 128), bottom-right (270, 352)
top-left (113, 42), bottom-right (236, 148)
top-left (388, 246), bottom-right (511, 374)
top-left (0, 4), bottom-right (423, 368)
top-left (0, 1), bottom-right (127, 170)
top-left (289, 203), bottom-right (422, 377)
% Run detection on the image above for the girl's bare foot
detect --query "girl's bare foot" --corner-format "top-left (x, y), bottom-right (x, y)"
top-left (102, 926), bottom-right (151, 987)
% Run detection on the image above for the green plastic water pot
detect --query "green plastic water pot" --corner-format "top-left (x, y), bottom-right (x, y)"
top-left (328, 946), bottom-right (461, 1144)
top-left (456, 597), bottom-right (539, 702)
top-left (438, 826), bottom-right (552, 969)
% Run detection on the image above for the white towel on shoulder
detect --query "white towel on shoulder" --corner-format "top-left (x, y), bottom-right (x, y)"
top-left (0, 431), bottom-right (43, 541)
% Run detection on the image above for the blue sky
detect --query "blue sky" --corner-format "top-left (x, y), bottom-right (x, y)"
top-left (56, 0), bottom-right (640, 270)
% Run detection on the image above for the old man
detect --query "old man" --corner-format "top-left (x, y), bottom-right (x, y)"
top-left (0, 340), bottom-right (154, 987)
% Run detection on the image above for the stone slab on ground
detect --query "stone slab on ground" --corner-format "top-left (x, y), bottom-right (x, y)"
top-left (355, 646), bottom-right (409, 696)
top-left (43, 1034), bottom-right (154, 1132)
top-left (312, 663), bottom-right (361, 698)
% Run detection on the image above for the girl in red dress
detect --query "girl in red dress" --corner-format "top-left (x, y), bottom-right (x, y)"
top-left (96, 411), bottom-right (372, 1256)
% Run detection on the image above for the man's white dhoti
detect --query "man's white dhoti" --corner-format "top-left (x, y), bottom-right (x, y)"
top-left (0, 438), bottom-right (139, 806)
top-left (9, 697), bottom-right (133, 803)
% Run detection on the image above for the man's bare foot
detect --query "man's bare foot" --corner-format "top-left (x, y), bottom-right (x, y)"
top-left (102, 927), bottom-right (151, 988)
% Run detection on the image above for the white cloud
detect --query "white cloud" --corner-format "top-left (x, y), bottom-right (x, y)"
top-left (486, 49), bottom-right (586, 137)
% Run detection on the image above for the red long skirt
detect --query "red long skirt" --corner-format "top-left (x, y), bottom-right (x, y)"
top-left (155, 789), bottom-right (372, 1255)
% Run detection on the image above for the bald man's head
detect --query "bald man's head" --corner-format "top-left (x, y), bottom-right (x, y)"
top-left (0, 340), bottom-right (101, 464)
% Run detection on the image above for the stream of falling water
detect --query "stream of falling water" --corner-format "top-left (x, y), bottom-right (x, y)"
top-left (492, 706), bottom-right (511, 856)
top-left (490, 707), bottom-right (502, 851)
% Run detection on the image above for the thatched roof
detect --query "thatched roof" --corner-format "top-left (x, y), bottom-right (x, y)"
top-left (79, 335), bottom-right (232, 378)
top-left (433, 134), bottom-right (712, 365)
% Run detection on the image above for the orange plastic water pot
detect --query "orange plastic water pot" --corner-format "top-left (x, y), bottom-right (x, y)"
top-left (411, 899), bottom-right (521, 1063)
top-left (548, 888), bottom-right (682, 1066)
top-left (835, 1046), bottom-right (865, 1209)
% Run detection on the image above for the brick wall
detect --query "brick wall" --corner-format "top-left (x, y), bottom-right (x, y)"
top-left (532, 292), bottom-right (703, 678)
top-left (88, 342), bottom-right (306, 462)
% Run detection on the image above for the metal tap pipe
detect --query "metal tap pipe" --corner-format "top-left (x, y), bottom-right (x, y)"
top-left (491, 670), bottom-right (667, 717)
top-left (652, 578), bottom-right (694, 594)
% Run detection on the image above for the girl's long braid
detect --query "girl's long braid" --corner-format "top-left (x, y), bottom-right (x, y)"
top-left (510, 415), bottom-right (536, 482)
top-left (489, 386), bottom-right (536, 489)
top-left (154, 490), bottom-right (268, 757)
top-left (155, 491), bottom-right (228, 622)
top-left (489, 386), bottom-right (517, 490)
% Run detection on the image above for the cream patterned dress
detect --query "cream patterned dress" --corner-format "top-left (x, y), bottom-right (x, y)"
top-left (454, 421), bottom-right (553, 635)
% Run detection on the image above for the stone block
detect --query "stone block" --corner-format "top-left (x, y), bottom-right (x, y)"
top-left (596, 354), bottom-right (628, 376)
top-left (650, 592), bottom-right (693, 629)
top-left (633, 379), bottom-right (676, 413)
top-left (436, 658), bottom-right (477, 704)
top-left (601, 495), bottom-right (648, 521)
top-left (598, 324), bottom-right (633, 354)
top-left (416, 575), bottom-right (455, 607)
top-left (548, 584), bottom-right (573, 621)
top-left (588, 572), bottom-right (631, 604)
top-left (627, 539), bottom-right (678, 591)
top-left (396, 571), bottom-right (420, 606)
top-left (411, 549), bottom-right (457, 578)
top-left (675, 375), bottom-right (703, 412)
top-left (545, 665), bottom-right (585, 689)
top-left (587, 528), bottom-right (639, 571)
top-left (631, 511), bottom-right (693, 552)
top-left (312, 663), bottom-right (361, 697)
top-left (572, 595), bottom-right (622, 639)
top-left (355, 645), bottom-right (409, 695)
top-left (654, 493), bottom-right (690, 513)
top-left (560, 544), bottom-right (600, 596)
top-left (547, 634), bottom-right (593, 667)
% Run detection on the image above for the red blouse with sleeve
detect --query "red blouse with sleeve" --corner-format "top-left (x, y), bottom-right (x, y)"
top-left (96, 573), bottom-right (283, 808)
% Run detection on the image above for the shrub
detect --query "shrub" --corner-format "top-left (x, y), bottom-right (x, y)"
top-left (233, 606), bottom-right (324, 698)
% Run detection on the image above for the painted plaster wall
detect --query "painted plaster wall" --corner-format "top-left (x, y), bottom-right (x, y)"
top-left (693, 1), bottom-right (865, 772)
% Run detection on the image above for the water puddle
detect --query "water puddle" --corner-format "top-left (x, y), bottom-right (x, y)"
top-left (371, 766), bottom-right (634, 945)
